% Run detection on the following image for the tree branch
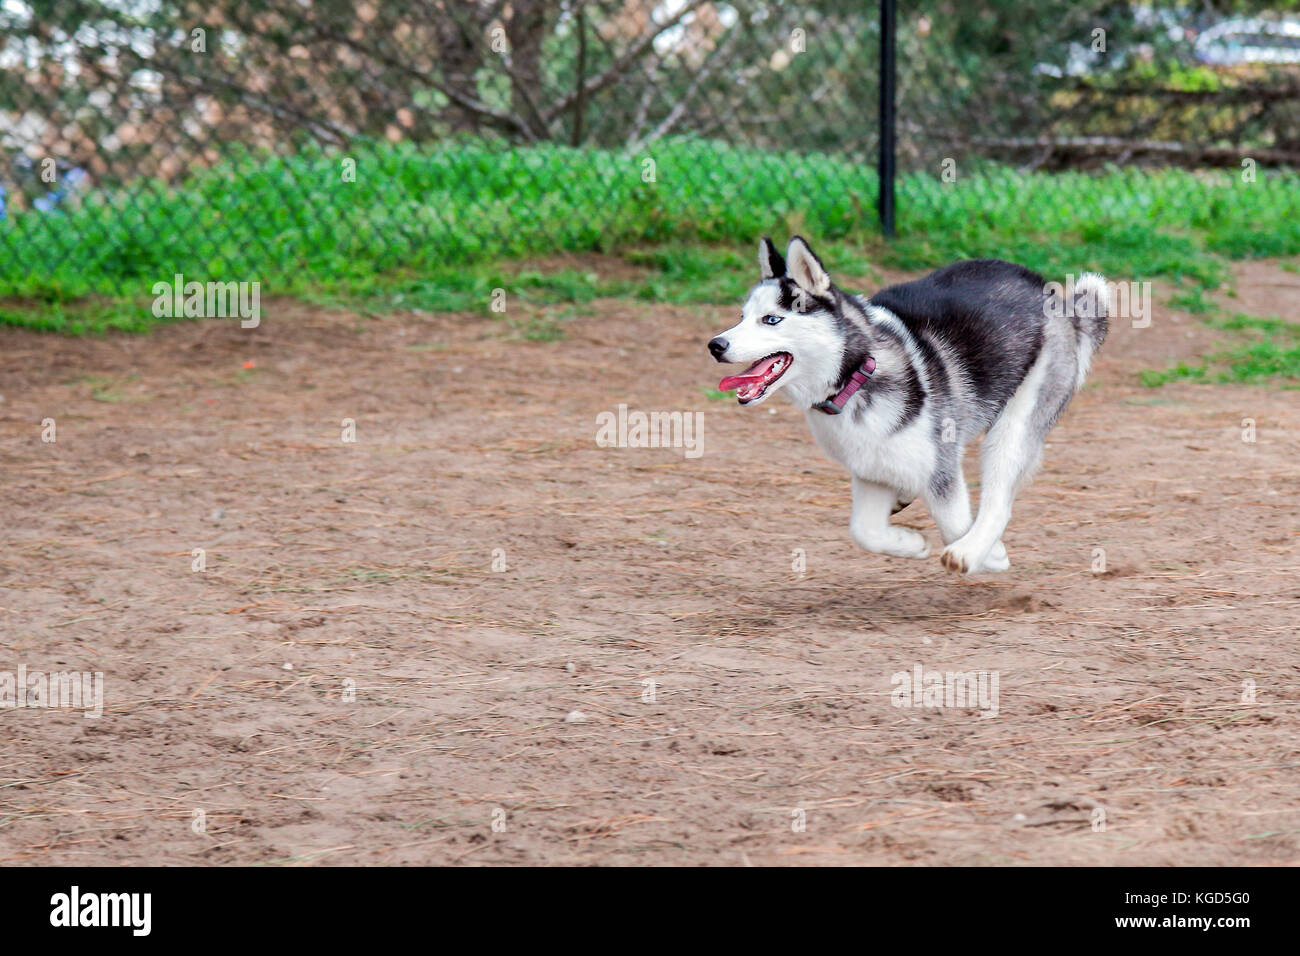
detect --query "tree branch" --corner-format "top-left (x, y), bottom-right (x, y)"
top-left (542, 0), bottom-right (710, 125)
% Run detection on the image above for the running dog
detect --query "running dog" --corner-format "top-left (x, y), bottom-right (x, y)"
top-left (707, 237), bottom-right (1107, 574)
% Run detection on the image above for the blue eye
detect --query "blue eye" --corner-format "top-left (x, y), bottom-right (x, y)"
top-left (762, 314), bottom-right (783, 325)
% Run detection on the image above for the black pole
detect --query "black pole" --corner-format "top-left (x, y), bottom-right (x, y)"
top-left (878, 0), bottom-right (896, 238)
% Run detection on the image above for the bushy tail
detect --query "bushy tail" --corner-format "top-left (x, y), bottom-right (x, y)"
top-left (1070, 272), bottom-right (1109, 389)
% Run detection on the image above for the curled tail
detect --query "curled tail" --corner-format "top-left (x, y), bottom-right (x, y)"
top-left (1070, 272), bottom-right (1109, 389)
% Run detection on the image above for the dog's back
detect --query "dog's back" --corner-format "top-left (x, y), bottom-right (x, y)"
top-left (869, 258), bottom-right (1108, 420)
top-left (868, 259), bottom-right (1050, 416)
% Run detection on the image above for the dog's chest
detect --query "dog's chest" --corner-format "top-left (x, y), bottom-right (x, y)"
top-left (803, 408), bottom-right (935, 494)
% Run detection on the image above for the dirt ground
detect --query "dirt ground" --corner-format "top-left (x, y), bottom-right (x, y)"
top-left (1, 258), bottom-right (1297, 866)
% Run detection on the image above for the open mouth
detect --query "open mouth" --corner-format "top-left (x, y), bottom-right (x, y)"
top-left (718, 352), bottom-right (793, 404)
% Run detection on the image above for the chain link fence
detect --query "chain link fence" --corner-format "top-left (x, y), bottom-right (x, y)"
top-left (3, 1), bottom-right (1299, 306)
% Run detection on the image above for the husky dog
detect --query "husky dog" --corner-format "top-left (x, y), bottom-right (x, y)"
top-left (707, 236), bottom-right (1107, 574)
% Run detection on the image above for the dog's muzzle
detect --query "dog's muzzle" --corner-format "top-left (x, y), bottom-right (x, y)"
top-left (707, 337), bottom-right (728, 361)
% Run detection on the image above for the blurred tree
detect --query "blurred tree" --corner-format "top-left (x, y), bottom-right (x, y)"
top-left (2, 0), bottom-right (1297, 202)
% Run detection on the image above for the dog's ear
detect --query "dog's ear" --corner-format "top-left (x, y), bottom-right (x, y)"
top-left (758, 236), bottom-right (786, 279)
top-left (786, 236), bottom-right (831, 298)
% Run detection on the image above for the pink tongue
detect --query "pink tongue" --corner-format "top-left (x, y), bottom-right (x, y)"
top-left (719, 354), bottom-right (783, 392)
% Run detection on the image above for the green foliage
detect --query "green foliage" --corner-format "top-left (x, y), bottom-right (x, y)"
top-left (2, 139), bottom-right (1299, 335)
top-left (1169, 287), bottom-right (1217, 314)
top-left (1143, 313), bottom-right (1300, 386)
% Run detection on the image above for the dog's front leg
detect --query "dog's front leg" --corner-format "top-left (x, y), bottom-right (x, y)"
top-left (850, 477), bottom-right (930, 559)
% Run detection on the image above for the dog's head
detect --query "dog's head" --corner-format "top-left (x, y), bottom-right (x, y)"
top-left (708, 236), bottom-right (849, 408)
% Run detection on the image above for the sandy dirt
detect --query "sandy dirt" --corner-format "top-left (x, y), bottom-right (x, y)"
top-left (0, 259), bottom-right (1297, 865)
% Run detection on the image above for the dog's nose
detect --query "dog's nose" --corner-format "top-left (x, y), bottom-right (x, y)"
top-left (708, 337), bottom-right (729, 361)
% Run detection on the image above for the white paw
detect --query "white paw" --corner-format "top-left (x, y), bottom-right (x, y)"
top-left (940, 536), bottom-right (996, 575)
top-left (854, 525), bottom-right (931, 559)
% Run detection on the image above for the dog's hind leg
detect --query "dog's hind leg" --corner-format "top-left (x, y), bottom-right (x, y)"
top-left (927, 459), bottom-right (1010, 572)
top-left (940, 358), bottom-right (1056, 575)
top-left (939, 435), bottom-right (1031, 575)
top-left (850, 477), bottom-right (930, 559)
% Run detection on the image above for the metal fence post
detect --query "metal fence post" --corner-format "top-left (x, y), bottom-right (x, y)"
top-left (878, 0), bottom-right (897, 238)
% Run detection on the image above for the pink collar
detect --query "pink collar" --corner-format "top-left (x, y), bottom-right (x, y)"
top-left (813, 356), bottom-right (876, 414)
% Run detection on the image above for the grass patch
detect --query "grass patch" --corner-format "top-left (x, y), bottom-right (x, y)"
top-left (512, 315), bottom-right (567, 342)
top-left (2, 138), bottom-right (1298, 332)
top-left (1142, 312), bottom-right (1300, 386)
top-left (1167, 286), bottom-right (1217, 315)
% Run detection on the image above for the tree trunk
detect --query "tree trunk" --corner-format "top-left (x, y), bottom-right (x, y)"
top-left (507, 0), bottom-right (552, 137)
top-left (436, 2), bottom-right (488, 132)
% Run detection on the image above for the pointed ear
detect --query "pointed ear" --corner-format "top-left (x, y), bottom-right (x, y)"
top-left (786, 236), bottom-right (831, 297)
top-left (758, 236), bottom-right (786, 279)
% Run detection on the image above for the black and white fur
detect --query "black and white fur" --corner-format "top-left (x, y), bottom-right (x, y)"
top-left (707, 236), bottom-right (1107, 574)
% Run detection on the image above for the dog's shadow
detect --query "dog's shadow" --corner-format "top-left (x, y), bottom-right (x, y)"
top-left (705, 575), bottom-right (1029, 638)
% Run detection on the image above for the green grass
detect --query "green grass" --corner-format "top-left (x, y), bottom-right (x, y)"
top-left (2, 138), bottom-right (1299, 336)
top-left (1167, 286), bottom-right (1217, 315)
top-left (1141, 312), bottom-right (1300, 386)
